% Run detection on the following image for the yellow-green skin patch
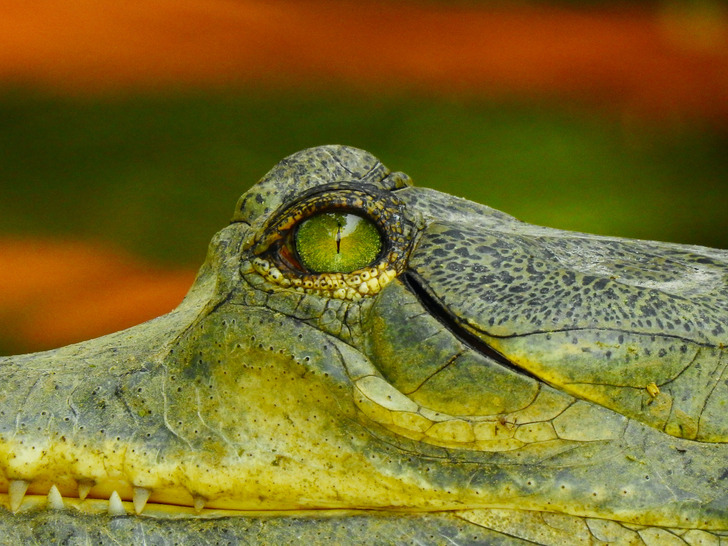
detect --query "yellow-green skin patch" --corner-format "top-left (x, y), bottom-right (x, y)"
top-left (1, 145), bottom-right (727, 544)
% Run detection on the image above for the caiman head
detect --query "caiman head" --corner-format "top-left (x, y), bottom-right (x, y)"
top-left (1, 145), bottom-right (727, 545)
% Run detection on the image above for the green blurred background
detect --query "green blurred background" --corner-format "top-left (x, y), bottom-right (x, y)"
top-left (0, 0), bottom-right (727, 353)
top-left (2, 90), bottom-right (726, 268)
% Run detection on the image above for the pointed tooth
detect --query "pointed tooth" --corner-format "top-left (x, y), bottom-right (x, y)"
top-left (47, 484), bottom-right (64, 510)
top-left (132, 487), bottom-right (151, 515)
top-left (108, 490), bottom-right (126, 516)
top-left (77, 480), bottom-right (94, 501)
top-left (193, 495), bottom-right (206, 513)
top-left (9, 480), bottom-right (29, 513)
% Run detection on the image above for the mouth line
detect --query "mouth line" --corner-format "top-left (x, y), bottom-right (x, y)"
top-left (3, 493), bottom-right (232, 518)
top-left (0, 492), bottom-right (478, 519)
top-left (401, 272), bottom-right (539, 382)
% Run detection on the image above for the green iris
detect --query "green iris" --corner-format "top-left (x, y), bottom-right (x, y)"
top-left (295, 212), bottom-right (382, 273)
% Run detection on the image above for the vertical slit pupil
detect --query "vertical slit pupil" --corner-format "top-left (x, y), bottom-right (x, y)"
top-left (294, 211), bottom-right (382, 274)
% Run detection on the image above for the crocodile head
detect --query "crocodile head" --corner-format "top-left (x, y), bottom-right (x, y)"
top-left (1, 145), bottom-right (727, 544)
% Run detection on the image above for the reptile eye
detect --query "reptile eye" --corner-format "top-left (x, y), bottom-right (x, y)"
top-left (294, 211), bottom-right (382, 274)
top-left (247, 182), bottom-right (416, 300)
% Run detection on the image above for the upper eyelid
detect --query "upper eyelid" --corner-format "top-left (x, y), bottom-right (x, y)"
top-left (251, 187), bottom-right (391, 255)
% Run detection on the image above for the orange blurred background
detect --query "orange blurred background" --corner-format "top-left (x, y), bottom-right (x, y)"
top-left (2, 0), bottom-right (727, 118)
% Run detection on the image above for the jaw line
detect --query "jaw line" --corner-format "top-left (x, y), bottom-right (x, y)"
top-left (1, 492), bottom-right (466, 519)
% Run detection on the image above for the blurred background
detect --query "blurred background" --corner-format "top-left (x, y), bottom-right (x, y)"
top-left (1, 0), bottom-right (727, 355)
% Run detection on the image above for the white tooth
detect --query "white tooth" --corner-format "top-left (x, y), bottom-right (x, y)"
top-left (108, 490), bottom-right (126, 516)
top-left (133, 487), bottom-right (151, 515)
top-left (77, 480), bottom-right (94, 501)
top-left (47, 484), bottom-right (64, 510)
top-left (9, 480), bottom-right (29, 513)
top-left (193, 495), bottom-right (206, 513)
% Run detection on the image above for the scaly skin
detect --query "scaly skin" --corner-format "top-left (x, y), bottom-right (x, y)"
top-left (1, 146), bottom-right (727, 545)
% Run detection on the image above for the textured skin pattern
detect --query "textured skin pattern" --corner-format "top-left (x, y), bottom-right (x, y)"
top-left (404, 188), bottom-right (728, 441)
top-left (0, 146), bottom-right (727, 544)
top-left (410, 210), bottom-right (727, 342)
top-left (1, 510), bottom-right (530, 545)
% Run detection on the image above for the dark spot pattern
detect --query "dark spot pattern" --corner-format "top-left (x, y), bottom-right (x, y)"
top-left (406, 212), bottom-right (727, 346)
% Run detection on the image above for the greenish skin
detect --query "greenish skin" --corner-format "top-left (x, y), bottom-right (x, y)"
top-left (1, 146), bottom-right (727, 545)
